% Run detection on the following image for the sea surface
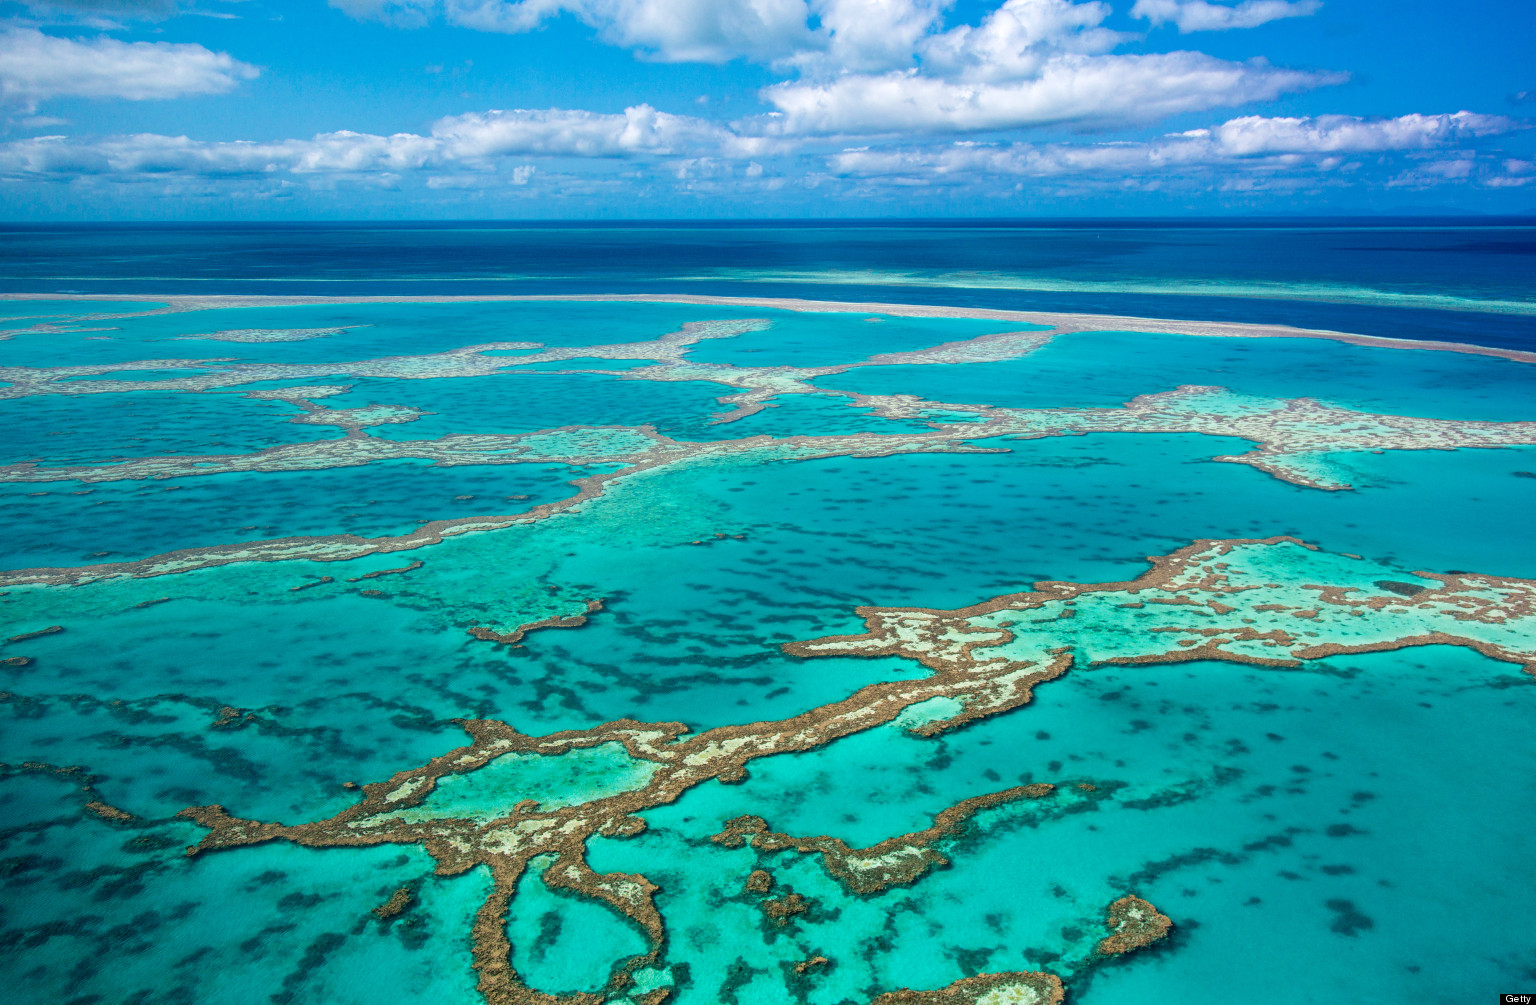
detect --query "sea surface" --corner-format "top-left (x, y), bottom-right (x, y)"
top-left (0, 221), bottom-right (1533, 1005)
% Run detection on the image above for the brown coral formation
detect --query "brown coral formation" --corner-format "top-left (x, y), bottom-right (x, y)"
top-left (468, 600), bottom-right (605, 647)
top-left (712, 784), bottom-right (1056, 895)
top-left (373, 886), bottom-right (415, 920)
top-left (1095, 896), bottom-right (1172, 956)
top-left (84, 801), bottom-right (135, 822)
top-left (870, 970), bottom-right (1065, 1005)
top-left (787, 536), bottom-right (1536, 677)
top-left (348, 559), bottom-right (425, 582)
top-left (744, 869), bottom-right (772, 894)
top-left (175, 629), bottom-right (1074, 1004)
top-left (7, 625), bottom-right (62, 643)
top-left (4, 761), bottom-right (136, 823)
top-left (762, 892), bottom-right (808, 925)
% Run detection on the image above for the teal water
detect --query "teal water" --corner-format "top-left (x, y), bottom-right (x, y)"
top-left (320, 372), bottom-right (735, 443)
top-left (826, 328), bottom-right (1536, 421)
top-left (1, 296), bottom-right (1533, 1005)
top-left (0, 459), bottom-right (600, 569)
top-left (0, 390), bottom-right (337, 465)
top-left (684, 313), bottom-right (1035, 368)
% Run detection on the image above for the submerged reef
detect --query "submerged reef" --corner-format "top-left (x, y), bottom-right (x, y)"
top-left (4, 307), bottom-right (1535, 588)
top-left (6, 291), bottom-right (1536, 363)
top-left (150, 538), bottom-right (1535, 1004)
top-left (176, 326), bottom-right (363, 342)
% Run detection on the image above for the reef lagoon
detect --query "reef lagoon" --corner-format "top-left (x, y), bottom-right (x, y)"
top-left (2, 223), bottom-right (1536, 1005)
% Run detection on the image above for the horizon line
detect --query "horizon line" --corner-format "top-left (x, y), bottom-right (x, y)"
top-left (4, 213), bottom-right (1536, 228)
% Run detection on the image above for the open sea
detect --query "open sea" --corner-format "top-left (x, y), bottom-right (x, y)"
top-left (0, 220), bottom-right (1533, 1005)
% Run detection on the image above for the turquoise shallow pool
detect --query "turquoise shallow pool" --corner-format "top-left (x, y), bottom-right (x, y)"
top-left (1, 296), bottom-right (1533, 1005)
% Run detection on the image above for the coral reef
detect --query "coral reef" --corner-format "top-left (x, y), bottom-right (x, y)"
top-left (712, 784), bottom-right (1056, 894)
top-left (869, 970), bottom-right (1065, 1005)
top-left (157, 537), bottom-right (1536, 1004)
top-left (1095, 896), bottom-right (1172, 956)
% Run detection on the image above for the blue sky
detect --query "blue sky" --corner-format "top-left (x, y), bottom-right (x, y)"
top-left (0, 0), bottom-right (1531, 218)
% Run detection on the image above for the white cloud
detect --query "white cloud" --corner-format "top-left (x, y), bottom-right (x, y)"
top-left (331, 0), bottom-right (1097, 70)
top-left (756, 0), bottom-right (1338, 136)
top-left (0, 104), bottom-right (766, 180)
top-left (803, 0), bottom-right (948, 73)
top-left (920, 0), bottom-right (1125, 81)
top-left (2, 107), bottom-right (1524, 205)
top-left (828, 111), bottom-right (1522, 182)
top-left (1206, 111), bottom-right (1513, 155)
top-left (433, 104), bottom-right (770, 157)
top-left (760, 52), bottom-right (1336, 135)
top-left (328, 0), bottom-right (1344, 141)
top-left (0, 28), bottom-right (258, 111)
top-left (1132, 0), bottom-right (1320, 32)
top-left (331, 0), bottom-right (820, 63)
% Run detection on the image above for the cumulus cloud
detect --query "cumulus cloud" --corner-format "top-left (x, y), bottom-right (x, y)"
top-left (758, 0), bottom-right (1341, 136)
top-left (325, 0), bottom-right (1103, 70)
top-left (1132, 0), bottom-right (1320, 32)
top-left (1205, 111), bottom-right (1513, 155)
top-left (801, 0), bottom-right (948, 73)
top-left (331, 0), bottom-right (820, 63)
top-left (0, 28), bottom-right (258, 111)
top-left (327, 0), bottom-right (1342, 140)
top-left (920, 0), bottom-right (1125, 81)
top-left (435, 104), bottom-right (773, 157)
top-left (0, 104), bottom-right (765, 180)
top-left (828, 111), bottom-right (1522, 181)
top-left (761, 52), bottom-right (1335, 135)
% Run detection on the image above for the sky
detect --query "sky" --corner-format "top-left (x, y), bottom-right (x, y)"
top-left (0, 0), bottom-right (1531, 219)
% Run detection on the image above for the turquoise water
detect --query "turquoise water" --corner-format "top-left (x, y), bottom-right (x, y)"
top-left (684, 313), bottom-right (1035, 368)
top-left (319, 373), bottom-right (735, 443)
top-left (0, 460), bottom-right (598, 569)
top-left (827, 328), bottom-right (1536, 421)
top-left (1, 295), bottom-right (1533, 1005)
top-left (0, 390), bottom-right (337, 464)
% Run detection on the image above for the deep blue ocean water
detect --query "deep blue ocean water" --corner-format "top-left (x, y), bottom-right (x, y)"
top-left (3, 219), bottom-right (1534, 350)
top-left (0, 222), bottom-right (1533, 1005)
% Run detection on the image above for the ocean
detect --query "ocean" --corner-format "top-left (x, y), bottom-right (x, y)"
top-left (0, 221), bottom-right (1533, 1005)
